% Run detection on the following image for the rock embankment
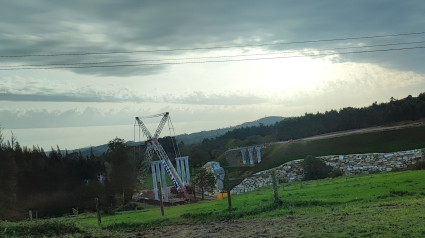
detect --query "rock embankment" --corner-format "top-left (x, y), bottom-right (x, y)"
top-left (231, 149), bottom-right (424, 194)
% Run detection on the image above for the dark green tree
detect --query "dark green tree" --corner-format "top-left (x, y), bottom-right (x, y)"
top-left (192, 168), bottom-right (216, 200)
top-left (0, 150), bottom-right (18, 219)
top-left (106, 137), bottom-right (138, 206)
top-left (302, 156), bottom-right (333, 180)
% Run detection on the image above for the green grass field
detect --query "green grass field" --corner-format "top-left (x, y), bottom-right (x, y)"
top-left (3, 170), bottom-right (425, 237)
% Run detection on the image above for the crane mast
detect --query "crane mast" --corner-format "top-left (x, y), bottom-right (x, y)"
top-left (135, 113), bottom-right (188, 196)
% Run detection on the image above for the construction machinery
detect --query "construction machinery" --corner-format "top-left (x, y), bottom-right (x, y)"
top-left (135, 112), bottom-right (188, 197)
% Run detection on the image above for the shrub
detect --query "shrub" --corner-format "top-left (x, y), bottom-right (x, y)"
top-left (329, 168), bottom-right (344, 178)
top-left (170, 186), bottom-right (178, 194)
top-left (278, 177), bottom-right (289, 184)
top-left (0, 219), bottom-right (80, 237)
top-left (409, 160), bottom-right (425, 170)
top-left (114, 202), bottom-right (139, 212)
top-left (185, 185), bottom-right (194, 194)
top-left (302, 156), bottom-right (333, 180)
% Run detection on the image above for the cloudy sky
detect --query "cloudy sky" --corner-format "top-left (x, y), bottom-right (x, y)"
top-left (1, 1), bottom-right (425, 150)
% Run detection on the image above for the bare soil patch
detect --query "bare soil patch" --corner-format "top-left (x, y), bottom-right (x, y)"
top-left (128, 218), bottom-right (299, 238)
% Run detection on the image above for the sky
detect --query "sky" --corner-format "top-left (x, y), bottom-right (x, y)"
top-left (1, 1), bottom-right (425, 150)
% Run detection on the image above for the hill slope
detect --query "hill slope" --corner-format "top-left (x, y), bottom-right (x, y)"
top-left (175, 116), bottom-right (284, 145)
top-left (73, 116), bottom-right (284, 156)
top-left (224, 121), bottom-right (425, 184)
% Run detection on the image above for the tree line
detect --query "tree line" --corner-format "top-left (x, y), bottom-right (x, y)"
top-left (276, 93), bottom-right (425, 140)
top-left (0, 135), bottom-right (139, 220)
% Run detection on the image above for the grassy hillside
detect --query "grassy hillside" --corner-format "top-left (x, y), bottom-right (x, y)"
top-left (244, 124), bottom-right (425, 174)
top-left (3, 170), bottom-right (425, 237)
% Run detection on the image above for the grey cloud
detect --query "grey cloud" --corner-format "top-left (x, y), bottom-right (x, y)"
top-left (0, 77), bottom-right (151, 103)
top-left (1, 0), bottom-right (424, 76)
top-left (0, 82), bottom-right (150, 103)
top-left (166, 92), bottom-right (267, 105)
top-left (0, 92), bottom-right (123, 103)
top-left (0, 107), bottom-right (137, 129)
top-left (0, 81), bottom-right (266, 105)
top-left (0, 91), bottom-right (265, 105)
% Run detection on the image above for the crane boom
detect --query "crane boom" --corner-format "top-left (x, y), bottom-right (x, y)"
top-left (135, 113), bottom-right (188, 197)
top-left (153, 112), bottom-right (169, 139)
top-left (149, 139), bottom-right (185, 191)
top-left (135, 117), bottom-right (153, 140)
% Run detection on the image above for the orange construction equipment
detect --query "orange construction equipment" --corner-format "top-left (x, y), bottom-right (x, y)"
top-left (217, 192), bottom-right (228, 199)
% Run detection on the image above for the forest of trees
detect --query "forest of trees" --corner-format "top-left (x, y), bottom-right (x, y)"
top-left (0, 136), bottom-right (140, 220)
top-left (276, 93), bottom-right (425, 141)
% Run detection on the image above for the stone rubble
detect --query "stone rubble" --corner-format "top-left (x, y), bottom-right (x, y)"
top-left (231, 148), bottom-right (424, 194)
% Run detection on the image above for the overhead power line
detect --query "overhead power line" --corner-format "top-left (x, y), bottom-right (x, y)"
top-left (0, 46), bottom-right (424, 71)
top-left (0, 31), bottom-right (425, 58)
top-left (1, 40), bottom-right (425, 69)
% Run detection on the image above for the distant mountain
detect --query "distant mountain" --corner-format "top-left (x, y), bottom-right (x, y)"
top-left (236, 116), bottom-right (285, 129)
top-left (71, 116), bottom-right (284, 156)
top-left (175, 116), bottom-right (284, 145)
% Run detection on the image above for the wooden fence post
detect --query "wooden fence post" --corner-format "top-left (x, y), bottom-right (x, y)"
top-left (95, 197), bottom-right (101, 225)
top-left (272, 169), bottom-right (282, 205)
top-left (158, 182), bottom-right (165, 216)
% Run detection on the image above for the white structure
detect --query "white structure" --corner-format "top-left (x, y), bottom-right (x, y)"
top-left (255, 146), bottom-right (262, 163)
top-left (176, 156), bottom-right (191, 186)
top-left (151, 160), bottom-right (169, 202)
top-left (240, 146), bottom-right (263, 165)
top-left (151, 157), bottom-right (191, 202)
top-left (241, 148), bottom-right (247, 164)
top-left (135, 112), bottom-right (189, 199)
top-left (248, 147), bottom-right (254, 165)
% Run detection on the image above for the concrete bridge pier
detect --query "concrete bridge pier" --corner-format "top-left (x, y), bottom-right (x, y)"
top-left (241, 149), bottom-right (247, 164)
top-left (248, 147), bottom-right (254, 165)
top-left (255, 146), bottom-right (262, 163)
top-left (151, 160), bottom-right (169, 202)
top-left (176, 156), bottom-right (190, 185)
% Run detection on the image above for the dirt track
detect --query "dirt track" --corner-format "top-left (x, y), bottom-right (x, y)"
top-left (269, 120), bottom-right (425, 146)
top-left (226, 120), bottom-right (425, 153)
top-left (129, 218), bottom-right (299, 238)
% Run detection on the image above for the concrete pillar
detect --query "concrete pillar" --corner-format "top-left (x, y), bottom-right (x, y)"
top-left (176, 158), bottom-right (181, 179)
top-left (155, 161), bottom-right (161, 190)
top-left (255, 146), bottom-right (262, 163)
top-left (151, 162), bottom-right (158, 200)
top-left (160, 162), bottom-right (168, 202)
top-left (181, 158), bottom-right (187, 185)
top-left (184, 156), bottom-right (190, 185)
top-left (152, 160), bottom-right (170, 202)
top-left (241, 149), bottom-right (247, 164)
top-left (175, 156), bottom-right (190, 186)
top-left (248, 147), bottom-right (254, 165)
